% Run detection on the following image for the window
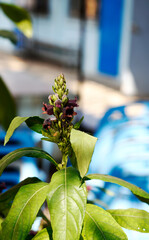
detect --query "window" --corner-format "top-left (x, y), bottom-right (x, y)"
top-left (15, 0), bottom-right (49, 15)
top-left (69, 0), bottom-right (99, 20)
top-left (69, 0), bottom-right (80, 18)
top-left (32, 0), bottom-right (49, 14)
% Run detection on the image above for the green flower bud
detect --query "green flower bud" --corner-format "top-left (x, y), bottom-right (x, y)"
top-left (54, 82), bottom-right (58, 90)
top-left (49, 99), bottom-right (53, 105)
top-left (52, 94), bottom-right (58, 102)
top-left (62, 95), bottom-right (68, 105)
top-left (52, 86), bottom-right (55, 93)
top-left (58, 120), bottom-right (61, 128)
top-left (57, 89), bottom-right (63, 99)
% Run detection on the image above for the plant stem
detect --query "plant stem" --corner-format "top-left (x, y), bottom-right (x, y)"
top-left (62, 153), bottom-right (68, 168)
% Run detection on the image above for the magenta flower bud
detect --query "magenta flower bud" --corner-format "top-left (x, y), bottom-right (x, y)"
top-left (48, 95), bottom-right (52, 101)
top-left (55, 99), bottom-right (62, 108)
top-left (43, 118), bottom-right (52, 130)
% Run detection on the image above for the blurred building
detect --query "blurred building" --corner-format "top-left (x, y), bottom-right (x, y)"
top-left (0, 0), bottom-right (149, 96)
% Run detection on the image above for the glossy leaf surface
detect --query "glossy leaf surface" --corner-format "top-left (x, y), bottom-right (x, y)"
top-left (70, 129), bottom-right (97, 177)
top-left (4, 116), bottom-right (44, 145)
top-left (47, 167), bottom-right (87, 240)
top-left (25, 116), bottom-right (44, 134)
top-left (85, 174), bottom-right (149, 204)
top-left (0, 177), bottom-right (40, 217)
top-left (0, 76), bottom-right (16, 130)
top-left (82, 204), bottom-right (128, 240)
top-left (108, 208), bottom-right (149, 233)
top-left (32, 227), bottom-right (52, 240)
top-left (0, 30), bottom-right (17, 44)
top-left (4, 116), bottom-right (29, 145)
top-left (0, 147), bottom-right (58, 176)
top-left (1, 182), bottom-right (49, 240)
top-left (0, 3), bottom-right (32, 37)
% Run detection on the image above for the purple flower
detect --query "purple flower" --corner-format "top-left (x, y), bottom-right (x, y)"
top-left (62, 106), bottom-right (77, 120)
top-left (61, 97), bottom-right (78, 120)
top-left (42, 103), bottom-right (53, 115)
top-left (55, 99), bottom-right (62, 108)
top-left (43, 117), bottom-right (56, 130)
top-left (67, 97), bottom-right (78, 107)
top-left (43, 118), bottom-right (52, 130)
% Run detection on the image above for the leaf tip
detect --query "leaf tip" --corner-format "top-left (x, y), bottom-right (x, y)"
top-left (4, 137), bottom-right (7, 146)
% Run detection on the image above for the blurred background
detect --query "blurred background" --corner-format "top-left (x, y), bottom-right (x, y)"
top-left (0, 0), bottom-right (149, 238)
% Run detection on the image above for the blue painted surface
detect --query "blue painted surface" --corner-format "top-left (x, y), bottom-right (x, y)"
top-left (0, 127), bottom-right (37, 190)
top-left (88, 101), bottom-right (149, 239)
top-left (98, 0), bottom-right (124, 76)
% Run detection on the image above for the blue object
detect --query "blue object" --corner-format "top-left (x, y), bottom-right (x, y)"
top-left (0, 127), bottom-right (45, 191)
top-left (88, 101), bottom-right (149, 239)
top-left (98, 0), bottom-right (124, 76)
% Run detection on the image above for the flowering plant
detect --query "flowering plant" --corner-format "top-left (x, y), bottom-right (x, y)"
top-left (0, 74), bottom-right (149, 240)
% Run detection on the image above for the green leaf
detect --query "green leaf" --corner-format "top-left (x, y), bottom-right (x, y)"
top-left (0, 30), bottom-right (17, 44)
top-left (107, 208), bottom-right (149, 233)
top-left (74, 116), bottom-right (84, 130)
top-left (82, 204), bottom-right (128, 240)
top-left (84, 174), bottom-right (149, 204)
top-left (1, 182), bottom-right (49, 240)
top-left (0, 216), bottom-right (3, 231)
top-left (79, 234), bottom-right (84, 240)
top-left (4, 116), bottom-right (44, 145)
top-left (0, 147), bottom-right (58, 176)
top-left (4, 116), bottom-right (29, 145)
top-left (70, 129), bottom-right (97, 177)
top-left (0, 3), bottom-right (32, 38)
top-left (26, 117), bottom-right (44, 134)
top-left (32, 227), bottom-right (52, 240)
top-left (0, 76), bottom-right (16, 130)
top-left (47, 167), bottom-right (87, 240)
top-left (0, 177), bottom-right (41, 217)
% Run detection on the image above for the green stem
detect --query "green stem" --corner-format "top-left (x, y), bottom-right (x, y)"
top-left (62, 153), bottom-right (68, 168)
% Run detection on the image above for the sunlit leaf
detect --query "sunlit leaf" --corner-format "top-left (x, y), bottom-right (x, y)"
top-left (4, 116), bottom-right (44, 145)
top-left (4, 116), bottom-right (29, 145)
top-left (84, 174), bottom-right (149, 204)
top-left (0, 76), bottom-right (16, 130)
top-left (1, 182), bottom-right (49, 240)
top-left (0, 147), bottom-right (58, 176)
top-left (0, 177), bottom-right (41, 217)
top-left (0, 30), bottom-right (17, 44)
top-left (32, 227), bottom-right (52, 240)
top-left (70, 129), bottom-right (97, 177)
top-left (82, 204), bottom-right (128, 240)
top-left (47, 167), bottom-right (87, 240)
top-left (108, 208), bottom-right (149, 233)
top-left (0, 3), bottom-right (32, 37)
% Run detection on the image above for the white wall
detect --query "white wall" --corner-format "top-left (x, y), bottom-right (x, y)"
top-left (83, 20), bottom-right (99, 76)
top-left (32, 0), bottom-right (80, 49)
top-left (119, 0), bottom-right (135, 95)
